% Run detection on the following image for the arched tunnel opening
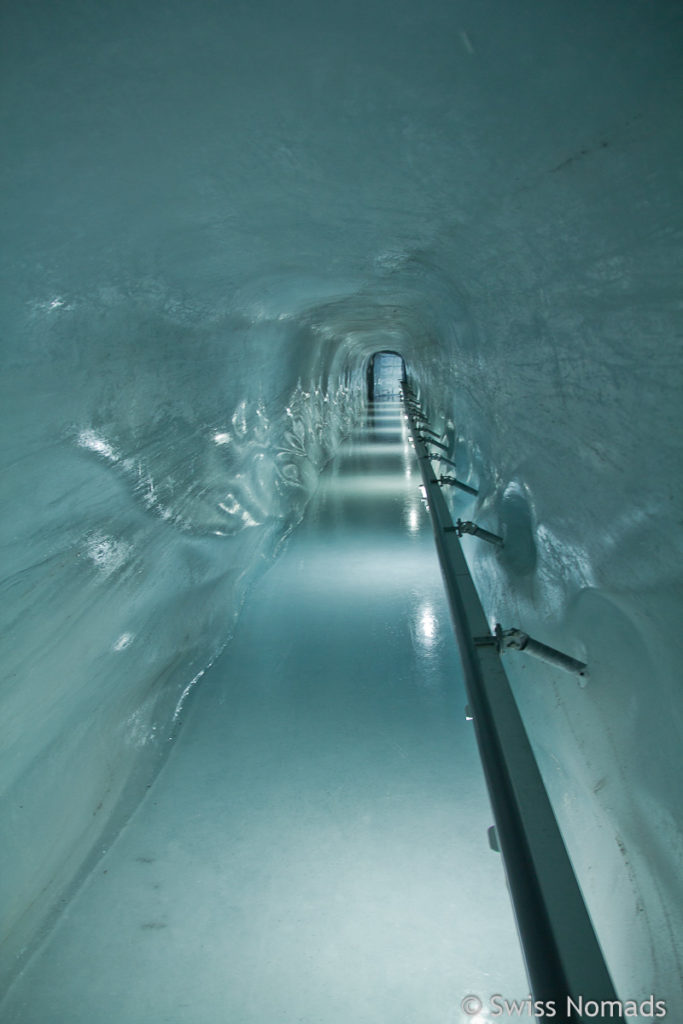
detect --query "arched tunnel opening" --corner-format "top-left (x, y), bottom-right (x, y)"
top-left (366, 351), bottom-right (407, 401)
top-left (1, 2), bottom-right (682, 1021)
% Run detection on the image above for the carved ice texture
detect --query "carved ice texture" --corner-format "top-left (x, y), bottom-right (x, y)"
top-left (1, 0), bottom-right (682, 1010)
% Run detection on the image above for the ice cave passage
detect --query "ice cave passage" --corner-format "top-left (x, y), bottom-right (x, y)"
top-left (3, 392), bottom-right (533, 1023)
top-left (1, 0), bottom-right (682, 1021)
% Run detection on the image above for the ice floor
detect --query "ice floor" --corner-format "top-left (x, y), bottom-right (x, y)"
top-left (3, 398), bottom-right (527, 1024)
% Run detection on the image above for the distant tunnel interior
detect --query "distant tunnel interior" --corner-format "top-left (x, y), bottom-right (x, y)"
top-left (366, 351), bottom-right (407, 400)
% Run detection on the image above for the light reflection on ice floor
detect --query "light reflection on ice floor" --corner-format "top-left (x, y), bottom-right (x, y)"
top-left (3, 398), bottom-right (527, 1024)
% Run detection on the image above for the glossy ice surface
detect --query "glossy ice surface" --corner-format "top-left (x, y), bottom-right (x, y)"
top-left (2, 400), bottom-right (527, 1023)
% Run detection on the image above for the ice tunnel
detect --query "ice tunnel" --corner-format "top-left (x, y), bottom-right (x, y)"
top-left (1, 0), bottom-right (682, 1020)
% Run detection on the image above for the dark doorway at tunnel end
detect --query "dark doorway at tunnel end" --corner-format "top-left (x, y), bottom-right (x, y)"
top-left (367, 351), bottom-right (406, 401)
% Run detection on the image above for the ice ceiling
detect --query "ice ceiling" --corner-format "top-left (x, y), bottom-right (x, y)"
top-left (1, 0), bottom-right (682, 1008)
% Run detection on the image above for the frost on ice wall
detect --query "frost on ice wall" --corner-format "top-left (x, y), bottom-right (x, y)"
top-left (1, 0), bottom-right (682, 1006)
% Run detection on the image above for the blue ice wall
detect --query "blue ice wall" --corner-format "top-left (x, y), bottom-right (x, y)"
top-left (1, 0), bottom-right (682, 1005)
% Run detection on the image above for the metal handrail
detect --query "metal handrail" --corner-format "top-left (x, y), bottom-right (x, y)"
top-left (401, 385), bottom-right (620, 1022)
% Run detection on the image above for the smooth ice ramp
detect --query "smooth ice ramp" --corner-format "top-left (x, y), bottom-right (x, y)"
top-left (2, 399), bottom-right (527, 1023)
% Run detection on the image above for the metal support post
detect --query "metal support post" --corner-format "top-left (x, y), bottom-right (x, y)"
top-left (499, 626), bottom-right (588, 680)
top-left (432, 453), bottom-right (458, 470)
top-left (435, 475), bottom-right (479, 496)
top-left (417, 434), bottom-right (449, 451)
top-left (446, 518), bottom-right (504, 546)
